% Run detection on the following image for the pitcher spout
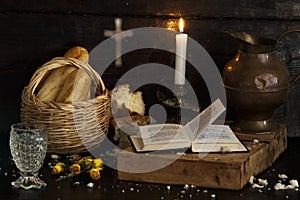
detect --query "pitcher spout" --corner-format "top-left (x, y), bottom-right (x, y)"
top-left (230, 32), bottom-right (276, 53)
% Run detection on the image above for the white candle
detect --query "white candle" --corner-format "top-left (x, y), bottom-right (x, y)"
top-left (175, 18), bottom-right (188, 85)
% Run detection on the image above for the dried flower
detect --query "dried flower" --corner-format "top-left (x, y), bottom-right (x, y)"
top-left (78, 156), bottom-right (93, 167)
top-left (85, 158), bottom-right (94, 167)
top-left (52, 162), bottom-right (66, 175)
top-left (89, 168), bottom-right (101, 180)
top-left (70, 164), bottom-right (81, 175)
top-left (50, 155), bottom-right (104, 182)
top-left (93, 159), bottom-right (103, 169)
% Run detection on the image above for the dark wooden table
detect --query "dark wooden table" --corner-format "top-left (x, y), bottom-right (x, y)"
top-left (1, 131), bottom-right (300, 200)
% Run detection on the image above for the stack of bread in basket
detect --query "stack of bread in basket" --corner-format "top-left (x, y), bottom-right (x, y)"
top-left (20, 46), bottom-right (111, 154)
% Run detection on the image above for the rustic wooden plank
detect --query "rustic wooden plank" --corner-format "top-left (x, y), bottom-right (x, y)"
top-left (1, 0), bottom-right (300, 19)
top-left (117, 125), bottom-right (287, 190)
top-left (2, 12), bottom-right (300, 72)
top-left (286, 61), bottom-right (300, 137)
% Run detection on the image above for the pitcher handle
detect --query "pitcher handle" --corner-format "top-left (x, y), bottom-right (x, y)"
top-left (276, 29), bottom-right (300, 87)
top-left (276, 29), bottom-right (300, 41)
top-left (291, 73), bottom-right (300, 88)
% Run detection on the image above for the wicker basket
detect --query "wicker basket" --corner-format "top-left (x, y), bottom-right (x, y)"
top-left (20, 57), bottom-right (111, 154)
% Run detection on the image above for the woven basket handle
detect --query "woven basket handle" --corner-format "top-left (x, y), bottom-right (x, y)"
top-left (25, 57), bottom-right (106, 98)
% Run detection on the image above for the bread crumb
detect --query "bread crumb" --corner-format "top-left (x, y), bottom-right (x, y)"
top-left (252, 183), bottom-right (264, 189)
top-left (278, 174), bottom-right (288, 179)
top-left (73, 182), bottom-right (80, 186)
top-left (51, 154), bottom-right (60, 159)
top-left (258, 178), bottom-right (268, 186)
top-left (166, 185), bottom-right (171, 190)
top-left (283, 180), bottom-right (299, 190)
top-left (184, 184), bottom-right (189, 189)
top-left (285, 185), bottom-right (294, 189)
top-left (289, 180), bottom-right (299, 188)
top-left (87, 182), bottom-right (94, 188)
top-left (249, 176), bottom-right (255, 184)
top-left (211, 194), bottom-right (216, 198)
top-left (274, 182), bottom-right (286, 190)
top-left (253, 139), bottom-right (259, 144)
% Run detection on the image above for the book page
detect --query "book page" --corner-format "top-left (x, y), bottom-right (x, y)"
top-left (184, 98), bottom-right (225, 141)
top-left (138, 124), bottom-right (188, 145)
top-left (130, 136), bottom-right (191, 152)
top-left (192, 125), bottom-right (248, 153)
top-left (194, 125), bottom-right (240, 143)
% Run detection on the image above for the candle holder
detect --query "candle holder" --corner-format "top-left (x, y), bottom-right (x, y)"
top-left (174, 84), bottom-right (187, 106)
top-left (156, 84), bottom-right (199, 125)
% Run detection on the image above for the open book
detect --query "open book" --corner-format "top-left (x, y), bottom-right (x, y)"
top-left (129, 99), bottom-right (248, 153)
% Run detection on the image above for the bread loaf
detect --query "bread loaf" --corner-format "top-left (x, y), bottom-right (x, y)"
top-left (55, 69), bottom-right (91, 103)
top-left (64, 46), bottom-right (89, 63)
top-left (36, 66), bottom-right (77, 101)
top-left (36, 46), bottom-right (89, 102)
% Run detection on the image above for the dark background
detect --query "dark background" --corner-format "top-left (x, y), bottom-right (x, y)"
top-left (0, 0), bottom-right (299, 135)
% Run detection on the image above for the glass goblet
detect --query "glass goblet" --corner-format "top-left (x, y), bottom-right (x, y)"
top-left (9, 123), bottom-right (48, 189)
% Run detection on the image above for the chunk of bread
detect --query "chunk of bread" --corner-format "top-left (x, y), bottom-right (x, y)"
top-left (110, 84), bottom-right (145, 117)
top-left (128, 91), bottom-right (145, 116)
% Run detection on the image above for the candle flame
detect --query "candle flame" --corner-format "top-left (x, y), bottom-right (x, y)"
top-left (179, 18), bottom-right (184, 33)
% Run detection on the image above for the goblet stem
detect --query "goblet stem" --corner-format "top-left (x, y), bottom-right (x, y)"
top-left (12, 172), bottom-right (47, 190)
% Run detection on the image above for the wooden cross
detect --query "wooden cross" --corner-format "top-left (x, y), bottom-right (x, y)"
top-left (104, 18), bottom-right (133, 67)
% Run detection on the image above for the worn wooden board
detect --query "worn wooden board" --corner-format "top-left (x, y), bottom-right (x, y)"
top-left (2, 0), bottom-right (300, 20)
top-left (117, 125), bottom-right (287, 190)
